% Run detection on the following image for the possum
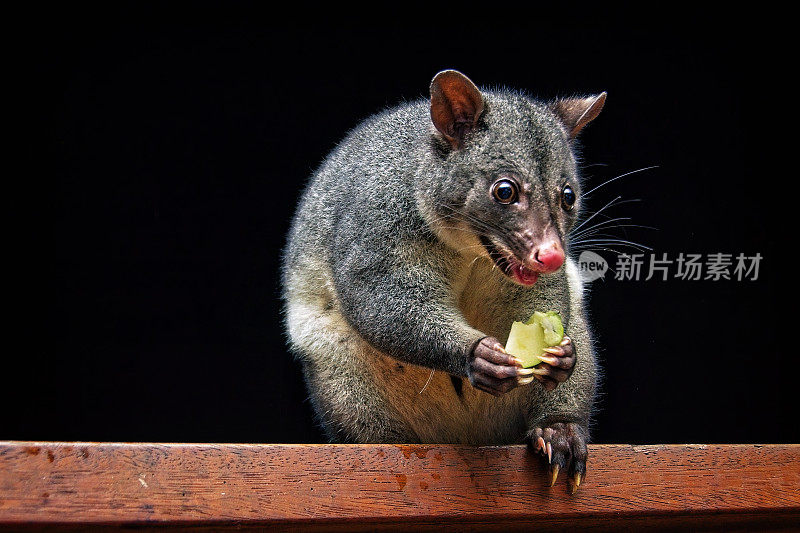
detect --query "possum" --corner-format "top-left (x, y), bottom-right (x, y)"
top-left (281, 70), bottom-right (605, 493)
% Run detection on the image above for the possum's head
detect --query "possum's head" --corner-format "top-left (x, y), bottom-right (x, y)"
top-left (422, 70), bottom-right (605, 287)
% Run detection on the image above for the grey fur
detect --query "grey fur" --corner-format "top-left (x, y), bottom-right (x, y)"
top-left (281, 72), bottom-right (599, 444)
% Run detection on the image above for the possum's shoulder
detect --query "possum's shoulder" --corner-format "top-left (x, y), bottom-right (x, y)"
top-left (302, 100), bottom-right (430, 213)
top-left (286, 100), bottom-right (432, 256)
top-left (322, 99), bottom-right (430, 167)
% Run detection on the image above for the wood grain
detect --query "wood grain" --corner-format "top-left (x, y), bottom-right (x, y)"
top-left (1, 442), bottom-right (798, 531)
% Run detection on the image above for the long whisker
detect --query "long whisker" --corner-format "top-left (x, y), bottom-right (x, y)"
top-left (570, 217), bottom-right (632, 239)
top-left (569, 238), bottom-right (653, 252)
top-left (572, 223), bottom-right (659, 241)
top-left (572, 196), bottom-right (622, 233)
top-left (418, 370), bottom-right (435, 395)
top-left (436, 203), bottom-right (508, 235)
top-left (454, 244), bottom-right (488, 256)
top-left (582, 166), bottom-right (659, 199)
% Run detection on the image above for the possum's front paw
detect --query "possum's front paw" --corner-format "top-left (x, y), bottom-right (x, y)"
top-left (532, 336), bottom-right (576, 391)
top-left (528, 422), bottom-right (587, 494)
top-left (467, 336), bottom-right (536, 396)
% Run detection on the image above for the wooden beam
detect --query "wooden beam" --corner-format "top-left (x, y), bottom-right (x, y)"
top-left (1, 442), bottom-right (798, 531)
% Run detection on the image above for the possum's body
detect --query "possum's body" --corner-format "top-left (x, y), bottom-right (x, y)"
top-left (284, 252), bottom-right (591, 444)
top-left (281, 91), bottom-right (598, 445)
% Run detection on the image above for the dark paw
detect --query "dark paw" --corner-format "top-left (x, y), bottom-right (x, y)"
top-left (531, 336), bottom-right (576, 391)
top-left (467, 336), bottom-right (535, 397)
top-left (528, 422), bottom-right (587, 494)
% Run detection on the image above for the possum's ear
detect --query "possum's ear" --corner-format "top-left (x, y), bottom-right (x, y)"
top-left (550, 92), bottom-right (607, 139)
top-left (430, 70), bottom-right (485, 149)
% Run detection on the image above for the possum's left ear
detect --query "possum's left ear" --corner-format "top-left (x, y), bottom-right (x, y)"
top-left (550, 92), bottom-right (607, 139)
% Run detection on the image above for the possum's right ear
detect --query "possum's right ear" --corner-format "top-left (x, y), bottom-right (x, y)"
top-left (430, 70), bottom-right (485, 150)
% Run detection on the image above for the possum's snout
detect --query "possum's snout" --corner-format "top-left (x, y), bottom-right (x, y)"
top-left (529, 240), bottom-right (564, 274)
top-left (480, 232), bottom-right (564, 287)
top-left (518, 224), bottom-right (565, 275)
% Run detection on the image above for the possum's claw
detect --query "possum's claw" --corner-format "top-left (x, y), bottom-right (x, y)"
top-left (549, 464), bottom-right (560, 486)
top-left (532, 336), bottom-right (576, 391)
top-left (468, 336), bottom-right (528, 396)
top-left (537, 437), bottom-right (547, 455)
top-left (568, 472), bottom-right (582, 494)
top-left (528, 422), bottom-right (588, 494)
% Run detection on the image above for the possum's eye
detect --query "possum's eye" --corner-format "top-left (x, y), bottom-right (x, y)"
top-left (561, 185), bottom-right (576, 211)
top-left (491, 179), bottom-right (518, 204)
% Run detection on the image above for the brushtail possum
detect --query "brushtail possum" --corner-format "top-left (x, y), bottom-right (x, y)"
top-left (281, 70), bottom-right (605, 493)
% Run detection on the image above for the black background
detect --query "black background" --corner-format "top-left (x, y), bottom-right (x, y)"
top-left (9, 8), bottom-right (794, 444)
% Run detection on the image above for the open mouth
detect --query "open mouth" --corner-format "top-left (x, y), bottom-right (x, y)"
top-left (479, 236), bottom-right (539, 286)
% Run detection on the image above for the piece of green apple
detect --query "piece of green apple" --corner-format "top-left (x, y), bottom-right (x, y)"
top-left (528, 311), bottom-right (565, 346)
top-left (506, 311), bottom-right (564, 368)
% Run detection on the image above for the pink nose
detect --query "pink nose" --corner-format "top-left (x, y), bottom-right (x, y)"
top-left (533, 242), bottom-right (565, 273)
